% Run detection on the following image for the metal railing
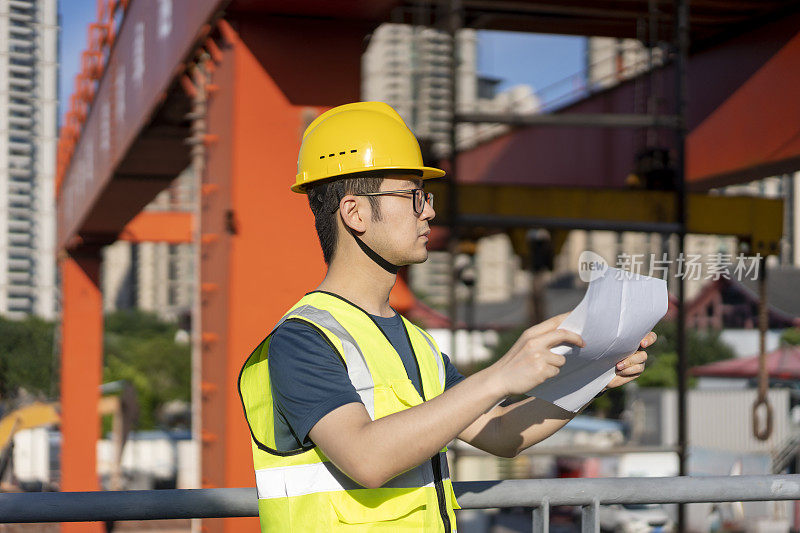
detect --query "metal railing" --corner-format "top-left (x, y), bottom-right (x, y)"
top-left (1, 475), bottom-right (797, 532)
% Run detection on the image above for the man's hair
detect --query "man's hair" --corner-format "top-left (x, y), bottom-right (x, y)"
top-left (306, 175), bottom-right (384, 264)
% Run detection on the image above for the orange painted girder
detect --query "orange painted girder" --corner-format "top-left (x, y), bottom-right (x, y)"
top-left (687, 30), bottom-right (800, 185)
top-left (118, 211), bottom-right (193, 244)
top-left (60, 254), bottom-right (103, 533)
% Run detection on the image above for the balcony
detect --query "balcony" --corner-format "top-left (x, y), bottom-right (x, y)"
top-left (8, 168), bottom-right (33, 179)
top-left (8, 231), bottom-right (32, 245)
top-left (8, 271), bottom-right (33, 284)
top-left (8, 155), bottom-right (33, 169)
top-left (9, 102), bottom-right (34, 113)
top-left (9, 63), bottom-right (35, 75)
top-left (7, 297), bottom-right (33, 312)
top-left (8, 219), bottom-right (32, 232)
top-left (9, 116), bottom-right (34, 128)
top-left (9, 25), bottom-right (34, 37)
top-left (8, 194), bottom-right (32, 207)
top-left (9, 0), bottom-right (36, 8)
top-left (9, 142), bottom-right (33, 154)
top-left (8, 11), bottom-right (34, 22)
top-left (8, 38), bottom-right (34, 49)
top-left (8, 179), bottom-right (32, 191)
top-left (7, 258), bottom-right (32, 272)
top-left (7, 278), bottom-right (34, 292)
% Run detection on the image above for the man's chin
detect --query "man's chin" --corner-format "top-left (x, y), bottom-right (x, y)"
top-left (398, 250), bottom-right (429, 266)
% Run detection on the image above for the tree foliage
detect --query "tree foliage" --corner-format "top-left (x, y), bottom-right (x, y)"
top-left (0, 315), bottom-right (57, 400)
top-left (103, 310), bottom-right (190, 429)
top-left (646, 320), bottom-right (736, 366)
top-left (0, 310), bottom-right (189, 430)
top-left (634, 352), bottom-right (679, 388)
top-left (638, 320), bottom-right (736, 388)
top-left (780, 328), bottom-right (800, 346)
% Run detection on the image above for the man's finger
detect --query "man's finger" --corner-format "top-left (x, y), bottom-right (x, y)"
top-left (541, 328), bottom-right (585, 349)
top-left (546, 351), bottom-right (567, 367)
top-left (616, 351), bottom-right (648, 370)
top-left (640, 331), bottom-right (657, 348)
top-left (616, 363), bottom-right (645, 377)
top-left (525, 313), bottom-right (570, 338)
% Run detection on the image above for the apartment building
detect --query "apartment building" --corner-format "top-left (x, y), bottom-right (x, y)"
top-left (0, 0), bottom-right (58, 318)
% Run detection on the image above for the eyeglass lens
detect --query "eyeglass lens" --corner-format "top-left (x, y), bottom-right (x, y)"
top-left (413, 190), bottom-right (433, 214)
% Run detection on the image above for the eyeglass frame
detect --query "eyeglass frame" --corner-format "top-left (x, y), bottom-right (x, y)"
top-left (352, 188), bottom-right (434, 216)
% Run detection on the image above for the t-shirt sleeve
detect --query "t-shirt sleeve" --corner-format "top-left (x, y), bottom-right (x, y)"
top-left (268, 320), bottom-right (363, 446)
top-left (442, 352), bottom-right (466, 390)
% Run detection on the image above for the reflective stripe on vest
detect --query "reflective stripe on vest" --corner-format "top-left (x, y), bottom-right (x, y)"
top-left (255, 451), bottom-right (450, 499)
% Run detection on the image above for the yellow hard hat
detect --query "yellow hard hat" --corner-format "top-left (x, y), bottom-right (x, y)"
top-left (293, 101), bottom-right (446, 193)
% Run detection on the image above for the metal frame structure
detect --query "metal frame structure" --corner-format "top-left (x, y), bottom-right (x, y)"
top-left (2, 474), bottom-right (799, 532)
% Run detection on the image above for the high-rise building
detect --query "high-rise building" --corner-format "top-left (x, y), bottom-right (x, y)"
top-left (0, 0), bottom-right (58, 319)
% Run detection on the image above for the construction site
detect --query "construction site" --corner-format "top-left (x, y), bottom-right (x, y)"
top-left (2, 0), bottom-right (800, 531)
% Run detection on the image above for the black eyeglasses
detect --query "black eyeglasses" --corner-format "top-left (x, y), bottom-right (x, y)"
top-left (355, 188), bottom-right (434, 215)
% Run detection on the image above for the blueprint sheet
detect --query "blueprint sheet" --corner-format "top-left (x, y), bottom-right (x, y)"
top-left (526, 267), bottom-right (668, 412)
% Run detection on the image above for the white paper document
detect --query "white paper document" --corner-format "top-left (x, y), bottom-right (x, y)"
top-left (526, 267), bottom-right (668, 412)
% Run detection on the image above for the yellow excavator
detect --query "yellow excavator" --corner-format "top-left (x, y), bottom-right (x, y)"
top-left (0, 401), bottom-right (59, 489)
top-left (0, 381), bottom-right (138, 491)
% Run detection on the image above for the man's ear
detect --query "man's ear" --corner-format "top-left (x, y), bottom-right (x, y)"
top-left (338, 194), bottom-right (368, 233)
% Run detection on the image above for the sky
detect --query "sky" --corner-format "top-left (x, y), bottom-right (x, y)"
top-left (57, 1), bottom-right (586, 120)
top-left (58, 0), bottom-right (97, 120)
top-left (477, 31), bottom-right (586, 98)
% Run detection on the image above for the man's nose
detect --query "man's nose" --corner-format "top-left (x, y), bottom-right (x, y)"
top-left (421, 201), bottom-right (435, 221)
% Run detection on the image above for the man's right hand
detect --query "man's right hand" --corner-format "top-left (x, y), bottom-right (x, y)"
top-left (486, 313), bottom-right (584, 397)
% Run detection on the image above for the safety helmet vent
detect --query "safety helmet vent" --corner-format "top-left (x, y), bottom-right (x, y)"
top-left (319, 149), bottom-right (358, 160)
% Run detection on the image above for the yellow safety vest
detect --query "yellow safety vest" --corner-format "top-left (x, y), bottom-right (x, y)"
top-left (238, 291), bottom-right (460, 531)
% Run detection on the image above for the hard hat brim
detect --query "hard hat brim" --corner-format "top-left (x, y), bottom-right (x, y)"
top-left (292, 166), bottom-right (446, 193)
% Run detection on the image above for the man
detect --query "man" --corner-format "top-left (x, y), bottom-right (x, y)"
top-left (239, 102), bottom-right (655, 532)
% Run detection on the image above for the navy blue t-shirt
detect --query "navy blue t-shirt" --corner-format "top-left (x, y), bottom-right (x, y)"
top-left (268, 312), bottom-right (464, 450)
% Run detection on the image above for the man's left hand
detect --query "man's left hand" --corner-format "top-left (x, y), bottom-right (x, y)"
top-left (606, 331), bottom-right (656, 389)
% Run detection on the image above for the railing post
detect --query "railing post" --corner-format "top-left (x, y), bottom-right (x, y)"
top-left (532, 497), bottom-right (549, 533)
top-left (580, 498), bottom-right (600, 533)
